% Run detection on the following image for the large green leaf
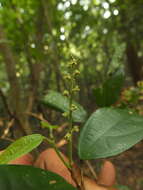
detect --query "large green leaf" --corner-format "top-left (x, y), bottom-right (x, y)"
top-left (41, 90), bottom-right (87, 123)
top-left (0, 165), bottom-right (76, 190)
top-left (78, 108), bottom-right (143, 159)
top-left (94, 70), bottom-right (124, 107)
top-left (0, 134), bottom-right (45, 164)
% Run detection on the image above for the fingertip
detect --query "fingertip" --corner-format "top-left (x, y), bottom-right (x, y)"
top-left (98, 160), bottom-right (116, 187)
top-left (34, 148), bottom-right (76, 187)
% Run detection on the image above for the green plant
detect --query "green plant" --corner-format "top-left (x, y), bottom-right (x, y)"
top-left (93, 69), bottom-right (125, 107)
top-left (116, 80), bottom-right (143, 115)
top-left (0, 59), bottom-right (143, 190)
top-left (0, 165), bottom-right (75, 190)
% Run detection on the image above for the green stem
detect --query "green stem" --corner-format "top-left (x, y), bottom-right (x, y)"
top-left (53, 144), bottom-right (71, 169)
top-left (68, 78), bottom-right (74, 167)
top-left (45, 138), bottom-right (71, 169)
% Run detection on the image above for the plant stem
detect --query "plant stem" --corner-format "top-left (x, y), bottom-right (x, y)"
top-left (45, 138), bottom-right (71, 169)
top-left (53, 143), bottom-right (71, 169)
top-left (68, 77), bottom-right (74, 167)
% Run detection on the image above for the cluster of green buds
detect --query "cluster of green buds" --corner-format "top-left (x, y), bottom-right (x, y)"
top-left (62, 57), bottom-right (80, 118)
top-left (72, 85), bottom-right (80, 93)
top-left (63, 57), bottom-right (80, 97)
top-left (63, 90), bottom-right (69, 97)
top-left (72, 125), bottom-right (79, 132)
top-left (62, 59), bottom-right (80, 118)
top-left (64, 125), bottom-right (79, 140)
top-left (64, 132), bottom-right (71, 141)
top-left (115, 80), bottom-right (143, 116)
top-left (63, 74), bottom-right (71, 80)
top-left (67, 58), bottom-right (78, 67)
top-left (62, 57), bottom-right (80, 151)
top-left (62, 57), bottom-right (81, 166)
top-left (70, 104), bottom-right (78, 111)
top-left (74, 69), bottom-right (80, 76)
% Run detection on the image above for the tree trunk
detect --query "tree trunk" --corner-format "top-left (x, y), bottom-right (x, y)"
top-left (0, 25), bottom-right (32, 136)
top-left (126, 42), bottom-right (143, 84)
top-left (42, 0), bottom-right (62, 91)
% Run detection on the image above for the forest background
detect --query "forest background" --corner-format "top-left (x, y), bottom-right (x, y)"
top-left (0, 0), bottom-right (143, 189)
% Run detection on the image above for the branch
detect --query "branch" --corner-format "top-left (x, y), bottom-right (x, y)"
top-left (0, 88), bottom-right (13, 117)
top-left (0, 24), bottom-right (32, 135)
top-left (1, 119), bottom-right (15, 139)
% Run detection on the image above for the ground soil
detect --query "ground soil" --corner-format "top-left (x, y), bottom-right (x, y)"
top-left (109, 141), bottom-right (143, 190)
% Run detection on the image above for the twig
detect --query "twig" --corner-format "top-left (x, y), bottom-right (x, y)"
top-left (0, 137), bottom-right (14, 142)
top-left (25, 112), bottom-right (48, 123)
top-left (0, 88), bottom-right (13, 117)
top-left (56, 122), bottom-right (69, 133)
top-left (85, 160), bottom-right (97, 180)
top-left (56, 139), bottom-right (67, 148)
top-left (1, 119), bottom-right (14, 139)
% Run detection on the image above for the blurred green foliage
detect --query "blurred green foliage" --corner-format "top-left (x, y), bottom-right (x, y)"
top-left (0, 0), bottom-right (141, 96)
top-left (0, 0), bottom-right (143, 145)
top-left (0, 0), bottom-right (143, 141)
top-left (116, 80), bottom-right (143, 115)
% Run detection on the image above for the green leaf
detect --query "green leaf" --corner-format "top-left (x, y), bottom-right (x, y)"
top-left (94, 70), bottom-right (124, 107)
top-left (0, 134), bottom-right (45, 164)
top-left (41, 90), bottom-right (87, 123)
top-left (41, 121), bottom-right (58, 129)
top-left (78, 108), bottom-right (143, 159)
top-left (0, 165), bottom-right (76, 190)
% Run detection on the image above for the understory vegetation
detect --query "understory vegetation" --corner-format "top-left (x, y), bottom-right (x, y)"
top-left (0, 0), bottom-right (143, 190)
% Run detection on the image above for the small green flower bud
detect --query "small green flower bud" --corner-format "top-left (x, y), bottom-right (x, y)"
top-left (63, 74), bottom-right (71, 80)
top-left (139, 95), bottom-right (143, 100)
top-left (64, 132), bottom-right (71, 140)
top-left (72, 85), bottom-right (80, 92)
top-left (68, 60), bottom-right (77, 67)
top-left (63, 90), bottom-right (69, 96)
top-left (62, 112), bottom-right (69, 117)
top-left (74, 70), bottom-right (80, 76)
top-left (70, 104), bottom-right (78, 111)
top-left (137, 81), bottom-right (143, 87)
top-left (73, 125), bottom-right (79, 132)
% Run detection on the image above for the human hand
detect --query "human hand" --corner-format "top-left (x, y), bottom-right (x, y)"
top-left (0, 149), bottom-right (118, 190)
top-left (34, 149), bottom-right (118, 190)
